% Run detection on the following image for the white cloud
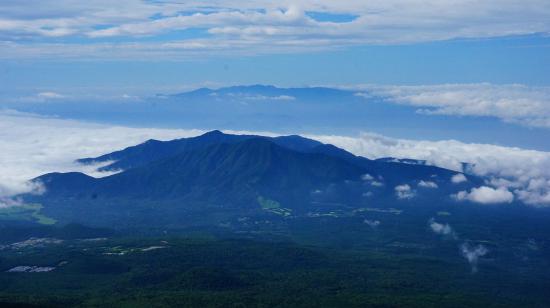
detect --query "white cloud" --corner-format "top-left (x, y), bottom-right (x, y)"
top-left (460, 242), bottom-right (489, 273)
top-left (14, 91), bottom-right (68, 103)
top-left (239, 94), bottom-right (296, 101)
top-left (358, 84), bottom-right (550, 129)
top-left (0, 197), bottom-right (24, 208)
top-left (310, 132), bottom-right (550, 206)
top-left (515, 178), bottom-right (550, 205)
top-left (361, 173), bottom-right (384, 187)
top-left (0, 110), bottom-right (201, 203)
top-left (1, 110), bottom-right (550, 208)
top-left (1, 1), bottom-right (550, 59)
top-left (455, 186), bottom-right (514, 204)
top-left (361, 173), bottom-right (374, 181)
top-left (419, 180), bottom-right (438, 188)
top-left (370, 181), bottom-right (384, 187)
top-left (37, 91), bottom-right (64, 99)
top-left (364, 219), bottom-right (381, 228)
top-left (395, 184), bottom-right (416, 199)
top-left (451, 173), bottom-right (468, 184)
top-left (429, 218), bottom-right (453, 236)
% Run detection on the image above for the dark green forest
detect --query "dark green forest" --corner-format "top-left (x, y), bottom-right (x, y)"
top-left (0, 214), bottom-right (549, 307)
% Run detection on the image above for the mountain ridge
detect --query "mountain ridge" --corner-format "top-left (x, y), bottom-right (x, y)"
top-left (27, 130), bottom-right (481, 228)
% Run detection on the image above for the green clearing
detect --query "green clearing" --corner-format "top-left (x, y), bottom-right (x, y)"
top-left (0, 203), bottom-right (56, 225)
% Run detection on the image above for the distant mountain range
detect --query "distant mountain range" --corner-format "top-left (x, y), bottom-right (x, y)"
top-left (164, 84), bottom-right (356, 102)
top-left (27, 131), bottom-right (482, 228)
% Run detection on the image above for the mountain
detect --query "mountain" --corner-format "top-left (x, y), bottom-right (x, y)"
top-left (77, 130), bottom-right (323, 172)
top-left (376, 157), bottom-right (427, 165)
top-left (7, 137), bottom-right (550, 308)
top-left (77, 130), bottom-right (458, 185)
top-left (29, 131), bottom-right (477, 228)
top-left (64, 138), bottom-right (363, 204)
top-left (170, 84), bottom-right (355, 103)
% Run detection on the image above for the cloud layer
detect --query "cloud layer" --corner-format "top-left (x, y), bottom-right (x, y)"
top-left (0, 110), bottom-right (197, 200)
top-left (356, 84), bottom-right (550, 129)
top-left (310, 132), bottom-right (550, 206)
top-left (1, 110), bottom-right (550, 207)
top-left (1, 1), bottom-right (550, 59)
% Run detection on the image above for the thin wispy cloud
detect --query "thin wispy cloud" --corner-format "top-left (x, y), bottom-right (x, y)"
top-left (1, 1), bottom-right (550, 59)
top-left (356, 84), bottom-right (550, 129)
top-left (427, 219), bottom-right (487, 272)
top-left (460, 242), bottom-right (489, 273)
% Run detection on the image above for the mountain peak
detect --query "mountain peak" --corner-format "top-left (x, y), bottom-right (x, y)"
top-left (201, 130), bottom-right (225, 137)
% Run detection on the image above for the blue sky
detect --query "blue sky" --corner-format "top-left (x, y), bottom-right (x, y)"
top-left (3, 34), bottom-right (550, 92)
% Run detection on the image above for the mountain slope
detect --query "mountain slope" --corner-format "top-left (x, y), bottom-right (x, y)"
top-left (77, 130), bottom-right (460, 187)
top-left (29, 132), bottom-right (479, 228)
top-left (77, 130), bottom-right (324, 172)
top-left (40, 138), bottom-right (366, 206)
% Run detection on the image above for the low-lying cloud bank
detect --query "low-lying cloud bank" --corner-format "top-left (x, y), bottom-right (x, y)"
top-left (356, 84), bottom-right (550, 129)
top-left (312, 132), bottom-right (550, 207)
top-left (1, 110), bottom-right (550, 207)
top-left (0, 110), bottom-right (198, 205)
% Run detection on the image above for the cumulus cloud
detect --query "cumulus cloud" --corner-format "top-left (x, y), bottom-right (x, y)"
top-left (429, 218), bottom-right (454, 236)
top-left (361, 173), bottom-right (374, 181)
top-left (361, 173), bottom-right (384, 187)
top-left (310, 132), bottom-right (550, 207)
top-left (516, 182), bottom-right (550, 206)
top-left (454, 186), bottom-right (514, 204)
top-left (418, 180), bottom-right (438, 188)
top-left (427, 218), bottom-right (488, 273)
top-left (370, 181), bottom-right (384, 187)
top-left (451, 173), bottom-right (468, 184)
top-left (460, 242), bottom-right (489, 273)
top-left (395, 184), bottom-right (416, 200)
top-left (364, 219), bottom-right (380, 228)
top-left (1, 1), bottom-right (550, 59)
top-left (358, 84), bottom-right (550, 129)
